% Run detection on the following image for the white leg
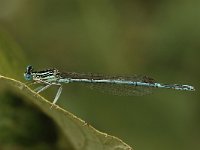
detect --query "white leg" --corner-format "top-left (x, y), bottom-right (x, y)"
top-left (34, 85), bottom-right (45, 92)
top-left (52, 85), bottom-right (62, 105)
top-left (36, 84), bottom-right (52, 94)
top-left (50, 85), bottom-right (62, 109)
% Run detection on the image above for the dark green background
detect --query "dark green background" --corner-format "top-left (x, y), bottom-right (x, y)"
top-left (0, 0), bottom-right (199, 150)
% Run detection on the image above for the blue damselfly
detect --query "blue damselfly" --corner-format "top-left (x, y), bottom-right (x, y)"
top-left (24, 65), bottom-right (195, 105)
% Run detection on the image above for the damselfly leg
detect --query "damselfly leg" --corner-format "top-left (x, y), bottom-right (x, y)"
top-left (51, 85), bottom-right (62, 108)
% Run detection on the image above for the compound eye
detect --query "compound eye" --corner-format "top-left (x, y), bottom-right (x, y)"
top-left (24, 73), bottom-right (33, 81)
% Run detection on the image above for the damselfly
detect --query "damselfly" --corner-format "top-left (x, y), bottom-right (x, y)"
top-left (24, 65), bottom-right (195, 105)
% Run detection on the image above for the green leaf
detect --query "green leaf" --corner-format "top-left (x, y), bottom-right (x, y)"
top-left (0, 75), bottom-right (133, 150)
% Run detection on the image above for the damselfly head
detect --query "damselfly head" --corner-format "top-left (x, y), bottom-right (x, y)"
top-left (24, 65), bottom-right (33, 81)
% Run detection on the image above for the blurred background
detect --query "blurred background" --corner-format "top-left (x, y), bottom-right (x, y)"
top-left (0, 0), bottom-right (199, 150)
